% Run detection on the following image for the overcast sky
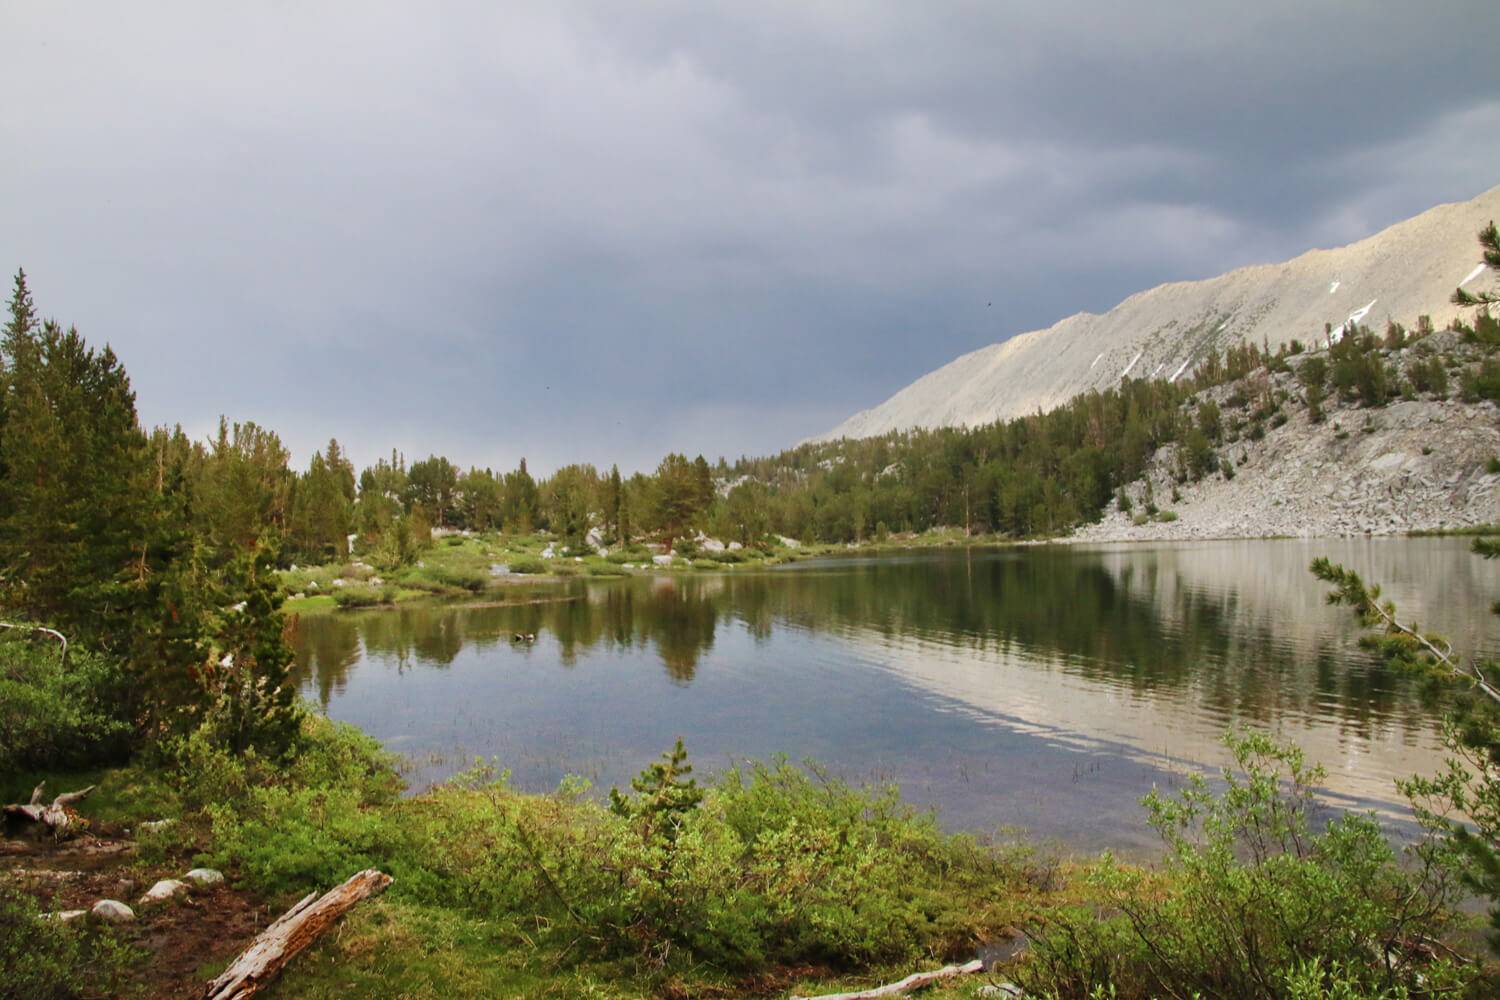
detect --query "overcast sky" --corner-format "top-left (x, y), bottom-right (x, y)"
top-left (4, 2), bottom-right (1498, 474)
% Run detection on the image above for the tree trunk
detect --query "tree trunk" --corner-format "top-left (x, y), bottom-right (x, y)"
top-left (791, 959), bottom-right (988, 999)
top-left (2, 783), bottom-right (95, 837)
top-left (203, 869), bottom-right (392, 1000)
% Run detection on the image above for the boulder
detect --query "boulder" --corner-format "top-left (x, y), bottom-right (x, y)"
top-left (91, 899), bottom-right (135, 923)
top-left (139, 878), bottom-right (188, 905)
top-left (138, 818), bottom-right (176, 835)
top-left (652, 554), bottom-right (674, 567)
top-left (184, 868), bottom-right (224, 887)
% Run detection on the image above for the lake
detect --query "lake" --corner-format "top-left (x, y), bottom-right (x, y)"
top-left (291, 537), bottom-right (1500, 855)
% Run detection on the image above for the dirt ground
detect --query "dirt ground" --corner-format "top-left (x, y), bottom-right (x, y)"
top-left (4, 829), bottom-right (274, 999)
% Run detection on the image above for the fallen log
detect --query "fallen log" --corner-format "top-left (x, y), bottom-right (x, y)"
top-left (203, 868), bottom-right (392, 1000)
top-left (791, 959), bottom-right (986, 999)
top-left (2, 782), bottom-right (95, 837)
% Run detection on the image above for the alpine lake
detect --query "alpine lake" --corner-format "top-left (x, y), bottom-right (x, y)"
top-left (291, 537), bottom-right (1500, 856)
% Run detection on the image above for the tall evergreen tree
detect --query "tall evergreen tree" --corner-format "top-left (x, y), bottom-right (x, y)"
top-left (604, 464), bottom-right (623, 543)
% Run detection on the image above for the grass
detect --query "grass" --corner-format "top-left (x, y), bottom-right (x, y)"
top-left (1408, 523), bottom-right (1500, 537)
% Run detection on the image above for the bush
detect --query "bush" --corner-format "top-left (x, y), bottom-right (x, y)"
top-left (333, 584), bottom-right (395, 608)
top-left (429, 567), bottom-right (486, 593)
top-left (200, 740), bottom-right (1022, 974)
top-left (0, 635), bottom-right (133, 774)
top-left (1461, 358), bottom-right (1500, 402)
top-left (586, 564), bottom-right (627, 577)
top-left (507, 557), bottom-right (547, 575)
top-left (0, 882), bottom-right (134, 998)
top-left (1020, 732), bottom-right (1472, 999)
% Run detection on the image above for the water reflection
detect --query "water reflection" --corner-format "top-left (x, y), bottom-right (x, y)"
top-left (290, 538), bottom-right (1499, 849)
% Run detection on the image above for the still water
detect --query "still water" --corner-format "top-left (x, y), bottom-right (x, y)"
top-left (291, 538), bottom-right (1500, 854)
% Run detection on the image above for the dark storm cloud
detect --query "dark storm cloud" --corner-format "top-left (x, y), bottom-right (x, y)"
top-left (3, 2), bottom-right (1497, 473)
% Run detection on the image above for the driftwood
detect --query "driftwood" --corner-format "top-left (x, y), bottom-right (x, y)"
top-left (203, 868), bottom-right (392, 1000)
top-left (0, 621), bottom-right (68, 668)
top-left (2, 782), bottom-right (95, 837)
top-left (792, 959), bottom-right (986, 999)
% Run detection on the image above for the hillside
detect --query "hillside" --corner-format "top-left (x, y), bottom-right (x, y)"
top-left (1074, 327), bottom-right (1500, 542)
top-left (819, 184), bottom-right (1500, 441)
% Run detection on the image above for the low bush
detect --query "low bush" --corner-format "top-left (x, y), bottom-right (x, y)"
top-left (1019, 732), bottom-right (1472, 998)
top-left (0, 881), bottom-right (135, 998)
top-left (507, 557), bottom-right (547, 575)
top-left (333, 585), bottom-right (395, 608)
top-left (428, 567), bottom-right (487, 593)
top-left (0, 634), bottom-right (133, 774)
top-left (1462, 358), bottom-right (1500, 403)
top-left (198, 737), bottom-right (1023, 975)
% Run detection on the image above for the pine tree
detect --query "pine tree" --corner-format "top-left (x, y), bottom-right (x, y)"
top-left (609, 738), bottom-right (703, 842)
top-left (1453, 221), bottom-right (1500, 307)
top-left (1314, 549), bottom-right (1500, 952)
top-left (604, 464), bottom-right (623, 543)
top-left (0, 318), bottom-right (150, 635)
top-left (503, 458), bottom-right (538, 532)
top-left (202, 542), bottom-right (302, 757)
top-left (652, 453), bottom-right (700, 552)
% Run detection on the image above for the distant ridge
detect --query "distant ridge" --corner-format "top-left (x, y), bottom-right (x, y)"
top-left (816, 184), bottom-right (1500, 441)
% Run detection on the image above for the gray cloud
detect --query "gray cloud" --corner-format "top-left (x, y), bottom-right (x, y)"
top-left (4, 1), bottom-right (1498, 473)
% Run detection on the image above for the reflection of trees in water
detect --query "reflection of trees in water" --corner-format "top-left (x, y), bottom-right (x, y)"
top-left (289, 613), bottom-right (361, 707)
top-left (294, 547), bottom-right (1460, 732)
top-left (294, 580), bottom-right (725, 683)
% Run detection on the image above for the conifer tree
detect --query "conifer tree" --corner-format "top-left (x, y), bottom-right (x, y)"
top-left (604, 464), bottom-right (623, 543)
top-left (1453, 221), bottom-right (1500, 307)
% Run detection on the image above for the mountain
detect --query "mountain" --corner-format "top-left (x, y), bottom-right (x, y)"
top-left (817, 184), bottom-right (1500, 441)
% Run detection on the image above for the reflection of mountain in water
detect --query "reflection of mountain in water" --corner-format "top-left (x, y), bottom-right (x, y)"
top-left (293, 540), bottom-right (1493, 751)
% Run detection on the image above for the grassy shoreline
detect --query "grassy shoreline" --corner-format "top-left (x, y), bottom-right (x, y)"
top-left (281, 525), bottom-right (1499, 615)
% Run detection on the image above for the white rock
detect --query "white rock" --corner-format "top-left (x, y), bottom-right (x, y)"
top-left (183, 868), bottom-right (224, 886)
top-left (652, 554), bottom-right (674, 567)
top-left (727, 541), bottom-right (743, 551)
top-left (138, 818), bottom-right (176, 834)
top-left (91, 899), bottom-right (135, 923)
top-left (331, 578), bottom-right (346, 588)
top-left (139, 879), bottom-right (189, 905)
top-left (777, 535), bottom-right (802, 549)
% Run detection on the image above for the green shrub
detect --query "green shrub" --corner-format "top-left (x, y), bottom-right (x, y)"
top-left (429, 567), bottom-right (486, 593)
top-left (708, 549), bottom-right (745, 563)
top-left (0, 636), bottom-right (132, 774)
top-left (333, 585), bottom-right (395, 608)
top-left (586, 564), bottom-right (627, 577)
top-left (0, 882), bottom-right (135, 998)
top-left (1020, 732), bottom-right (1471, 999)
top-left (507, 557), bottom-right (547, 575)
top-left (1461, 358), bottom-right (1500, 402)
top-left (200, 739), bottom-right (1021, 975)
